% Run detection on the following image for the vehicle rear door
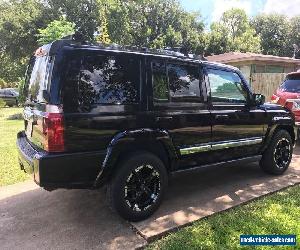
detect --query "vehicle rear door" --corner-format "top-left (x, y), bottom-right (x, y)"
top-left (205, 66), bottom-right (266, 162)
top-left (149, 58), bottom-right (212, 169)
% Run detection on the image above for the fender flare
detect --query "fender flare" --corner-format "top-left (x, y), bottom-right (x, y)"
top-left (261, 120), bottom-right (297, 152)
top-left (93, 128), bottom-right (178, 187)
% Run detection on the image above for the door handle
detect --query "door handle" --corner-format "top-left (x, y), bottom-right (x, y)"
top-left (156, 116), bottom-right (173, 122)
top-left (215, 114), bottom-right (229, 119)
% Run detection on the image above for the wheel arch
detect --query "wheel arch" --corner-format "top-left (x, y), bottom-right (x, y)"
top-left (262, 124), bottom-right (296, 152)
top-left (94, 129), bottom-right (178, 187)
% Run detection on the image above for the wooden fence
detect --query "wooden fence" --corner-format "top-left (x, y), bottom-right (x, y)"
top-left (251, 73), bottom-right (286, 101)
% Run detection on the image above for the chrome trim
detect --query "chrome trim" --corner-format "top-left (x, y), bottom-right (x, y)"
top-left (211, 137), bottom-right (263, 151)
top-left (179, 137), bottom-right (263, 155)
top-left (272, 116), bottom-right (292, 121)
top-left (180, 144), bottom-right (211, 155)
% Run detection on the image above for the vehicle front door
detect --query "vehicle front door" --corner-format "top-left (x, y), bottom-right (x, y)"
top-left (206, 67), bottom-right (266, 162)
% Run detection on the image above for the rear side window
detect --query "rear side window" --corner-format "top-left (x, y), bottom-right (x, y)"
top-left (168, 63), bottom-right (200, 102)
top-left (63, 53), bottom-right (140, 112)
top-left (25, 56), bottom-right (53, 103)
top-left (152, 61), bottom-right (168, 101)
top-left (152, 60), bottom-right (201, 103)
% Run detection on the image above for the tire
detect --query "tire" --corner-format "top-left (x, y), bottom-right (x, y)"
top-left (260, 130), bottom-right (293, 175)
top-left (107, 151), bottom-right (168, 222)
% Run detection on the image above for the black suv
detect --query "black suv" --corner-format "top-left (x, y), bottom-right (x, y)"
top-left (17, 39), bottom-right (297, 221)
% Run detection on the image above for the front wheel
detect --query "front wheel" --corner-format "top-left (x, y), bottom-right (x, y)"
top-left (107, 152), bottom-right (168, 222)
top-left (260, 130), bottom-right (293, 175)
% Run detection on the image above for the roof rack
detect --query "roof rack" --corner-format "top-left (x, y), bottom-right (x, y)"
top-left (51, 33), bottom-right (206, 60)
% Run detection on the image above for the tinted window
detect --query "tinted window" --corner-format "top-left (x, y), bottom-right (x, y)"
top-left (25, 56), bottom-right (53, 102)
top-left (168, 63), bottom-right (200, 102)
top-left (208, 69), bottom-right (247, 103)
top-left (152, 60), bottom-right (201, 103)
top-left (63, 54), bottom-right (140, 112)
top-left (152, 61), bottom-right (168, 101)
top-left (280, 75), bottom-right (300, 93)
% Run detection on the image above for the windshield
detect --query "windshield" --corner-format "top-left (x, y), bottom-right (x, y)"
top-left (279, 79), bottom-right (300, 93)
top-left (24, 55), bottom-right (53, 103)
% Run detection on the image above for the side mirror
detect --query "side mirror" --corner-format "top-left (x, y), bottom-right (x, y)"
top-left (253, 93), bottom-right (265, 106)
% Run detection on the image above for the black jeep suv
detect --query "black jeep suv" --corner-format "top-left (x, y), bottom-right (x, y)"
top-left (17, 39), bottom-right (297, 221)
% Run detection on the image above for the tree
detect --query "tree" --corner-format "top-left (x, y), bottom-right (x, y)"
top-left (96, 5), bottom-right (111, 45)
top-left (37, 18), bottom-right (75, 45)
top-left (221, 8), bottom-right (248, 40)
top-left (0, 0), bottom-right (58, 83)
top-left (48, 0), bottom-right (100, 41)
top-left (102, 0), bottom-right (205, 53)
top-left (206, 23), bottom-right (231, 55)
top-left (206, 8), bottom-right (261, 55)
top-left (251, 14), bottom-right (291, 56)
top-left (289, 16), bottom-right (300, 58)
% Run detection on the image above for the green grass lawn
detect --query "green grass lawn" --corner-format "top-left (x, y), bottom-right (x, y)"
top-left (148, 184), bottom-right (300, 250)
top-left (0, 107), bottom-right (29, 186)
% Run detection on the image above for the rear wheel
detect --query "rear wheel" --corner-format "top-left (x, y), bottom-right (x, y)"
top-left (260, 130), bottom-right (293, 175)
top-left (107, 152), bottom-right (168, 222)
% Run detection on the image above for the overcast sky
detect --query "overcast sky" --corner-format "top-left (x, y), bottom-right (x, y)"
top-left (179, 0), bottom-right (300, 26)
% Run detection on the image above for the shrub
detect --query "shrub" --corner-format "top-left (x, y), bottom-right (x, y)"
top-left (7, 113), bottom-right (23, 120)
top-left (0, 99), bottom-right (6, 108)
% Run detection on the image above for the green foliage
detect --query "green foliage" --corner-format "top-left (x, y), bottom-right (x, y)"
top-left (288, 16), bottom-right (300, 58)
top-left (148, 185), bottom-right (300, 249)
top-left (37, 18), bottom-right (75, 45)
top-left (251, 14), bottom-right (291, 56)
top-left (96, 6), bottom-right (111, 45)
top-left (0, 98), bottom-right (5, 108)
top-left (1, 0), bottom-right (300, 86)
top-left (206, 8), bottom-right (261, 55)
top-left (103, 0), bottom-right (205, 53)
top-left (0, 108), bottom-right (29, 186)
top-left (216, 82), bottom-right (238, 94)
top-left (0, 0), bottom-right (58, 60)
top-left (48, 0), bottom-right (100, 41)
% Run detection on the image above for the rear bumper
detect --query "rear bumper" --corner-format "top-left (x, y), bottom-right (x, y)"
top-left (17, 131), bottom-right (106, 190)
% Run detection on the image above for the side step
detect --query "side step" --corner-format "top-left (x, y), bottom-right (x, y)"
top-left (173, 155), bottom-right (262, 175)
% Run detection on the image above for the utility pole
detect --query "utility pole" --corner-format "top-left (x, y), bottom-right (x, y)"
top-left (293, 44), bottom-right (299, 58)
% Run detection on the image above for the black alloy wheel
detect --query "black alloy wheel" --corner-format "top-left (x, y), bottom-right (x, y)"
top-left (107, 152), bottom-right (168, 222)
top-left (273, 138), bottom-right (291, 169)
top-left (260, 130), bottom-right (293, 175)
top-left (124, 164), bottom-right (161, 212)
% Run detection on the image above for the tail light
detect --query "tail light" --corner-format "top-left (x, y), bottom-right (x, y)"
top-left (270, 94), bottom-right (280, 103)
top-left (285, 100), bottom-right (300, 112)
top-left (43, 105), bottom-right (64, 152)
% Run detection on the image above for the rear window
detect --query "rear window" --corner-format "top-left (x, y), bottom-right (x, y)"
top-left (24, 56), bottom-right (53, 103)
top-left (280, 75), bottom-right (300, 93)
top-left (62, 53), bottom-right (140, 112)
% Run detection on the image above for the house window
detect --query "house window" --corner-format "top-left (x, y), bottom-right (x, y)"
top-left (266, 65), bottom-right (284, 73)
